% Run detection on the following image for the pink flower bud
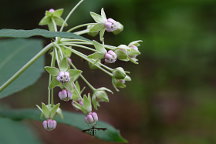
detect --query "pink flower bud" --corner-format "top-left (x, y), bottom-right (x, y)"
top-left (104, 50), bottom-right (117, 63)
top-left (67, 58), bottom-right (72, 63)
top-left (56, 71), bottom-right (70, 83)
top-left (42, 119), bottom-right (57, 131)
top-left (104, 18), bottom-right (117, 32)
top-left (58, 89), bottom-right (72, 101)
top-left (49, 9), bottom-right (55, 13)
top-left (84, 112), bottom-right (98, 124)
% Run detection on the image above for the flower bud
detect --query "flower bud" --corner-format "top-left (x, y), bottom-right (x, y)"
top-left (112, 78), bottom-right (126, 89)
top-left (49, 9), bottom-right (55, 13)
top-left (58, 89), bottom-right (72, 101)
top-left (42, 119), bottom-right (57, 131)
top-left (56, 71), bottom-right (70, 83)
top-left (92, 88), bottom-right (109, 110)
top-left (104, 18), bottom-right (123, 34)
top-left (112, 67), bottom-right (126, 79)
top-left (104, 50), bottom-right (117, 63)
top-left (84, 112), bottom-right (98, 124)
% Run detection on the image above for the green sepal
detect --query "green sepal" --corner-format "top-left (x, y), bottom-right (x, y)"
top-left (93, 41), bottom-right (107, 54)
top-left (49, 78), bottom-right (61, 89)
top-left (59, 57), bottom-right (69, 71)
top-left (37, 103), bottom-right (63, 119)
top-left (68, 69), bottom-right (82, 81)
top-left (88, 52), bottom-right (104, 60)
top-left (112, 78), bottom-right (126, 91)
top-left (90, 12), bottom-right (104, 23)
top-left (101, 8), bottom-right (107, 21)
top-left (88, 60), bottom-right (100, 70)
top-left (129, 57), bottom-right (139, 64)
top-left (92, 87), bottom-right (112, 110)
top-left (62, 46), bottom-right (72, 57)
top-left (99, 28), bottom-right (106, 42)
top-left (50, 103), bottom-right (60, 118)
top-left (89, 23), bottom-right (104, 33)
top-left (112, 22), bottom-right (124, 35)
top-left (44, 66), bottom-right (59, 76)
top-left (128, 40), bottom-right (143, 47)
top-left (71, 81), bottom-right (82, 101)
top-left (82, 94), bottom-right (92, 113)
top-left (112, 67), bottom-right (126, 79)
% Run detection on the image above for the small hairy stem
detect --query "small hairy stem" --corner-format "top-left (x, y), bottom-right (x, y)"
top-left (48, 53), bottom-right (56, 105)
top-left (52, 18), bottom-right (58, 32)
top-left (60, 0), bottom-right (84, 32)
top-left (67, 23), bottom-right (95, 32)
top-left (0, 43), bottom-right (53, 92)
top-left (69, 61), bottom-right (96, 91)
top-left (62, 43), bottom-right (97, 52)
top-left (60, 38), bottom-right (89, 42)
top-left (65, 46), bottom-right (113, 76)
top-left (99, 63), bottom-right (114, 72)
top-left (54, 43), bottom-right (64, 59)
top-left (54, 48), bottom-right (60, 66)
top-left (74, 29), bottom-right (89, 35)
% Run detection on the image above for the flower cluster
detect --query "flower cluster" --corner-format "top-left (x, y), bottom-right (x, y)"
top-left (37, 2), bottom-right (142, 132)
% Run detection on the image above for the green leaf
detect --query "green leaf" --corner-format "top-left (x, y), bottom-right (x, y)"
top-left (0, 29), bottom-right (88, 40)
top-left (59, 57), bottom-right (69, 71)
top-left (0, 39), bottom-right (44, 99)
top-left (44, 66), bottom-right (59, 76)
top-left (0, 109), bottom-right (127, 143)
top-left (0, 117), bottom-right (42, 144)
top-left (68, 69), bottom-right (82, 81)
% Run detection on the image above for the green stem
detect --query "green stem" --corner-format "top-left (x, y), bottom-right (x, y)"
top-left (60, 0), bottom-right (84, 32)
top-left (62, 43), bottom-right (97, 52)
top-left (50, 54), bottom-right (56, 106)
top-left (99, 63), bottom-right (114, 71)
top-left (65, 46), bottom-right (113, 76)
top-left (0, 43), bottom-right (53, 92)
top-left (67, 23), bottom-right (95, 32)
top-left (69, 61), bottom-right (95, 91)
top-left (60, 38), bottom-right (89, 42)
top-left (74, 29), bottom-right (89, 35)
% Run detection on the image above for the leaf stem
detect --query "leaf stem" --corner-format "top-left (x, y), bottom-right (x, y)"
top-left (0, 43), bottom-right (53, 92)
top-left (67, 23), bottom-right (95, 32)
top-left (60, 0), bottom-right (84, 32)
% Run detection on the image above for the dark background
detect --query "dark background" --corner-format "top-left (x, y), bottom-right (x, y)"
top-left (1, 0), bottom-right (216, 143)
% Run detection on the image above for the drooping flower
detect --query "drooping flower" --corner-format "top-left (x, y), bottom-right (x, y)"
top-left (104, 50), bottom-right (117, 63)
top-left (58, 89), bottom-right (72, 101)
top-left (84, 112), bottom-right (98, 124)
top-left (42, 119), bottom-right (57, 131)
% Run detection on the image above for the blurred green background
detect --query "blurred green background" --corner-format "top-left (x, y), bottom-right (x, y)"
top-left (1, 0), bottom-right (216, 143)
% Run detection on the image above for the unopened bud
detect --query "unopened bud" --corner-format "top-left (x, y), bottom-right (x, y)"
top-left (58, 89), bottom-right (72, 101)
top-left (84, 112), bottom-right (98, 124)
top-left (104, 50), bottom-right (117, 63)
top-left (49, 9), bottom-right (55, 13)
top-left (42, 119), bottom-right (57, 131)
